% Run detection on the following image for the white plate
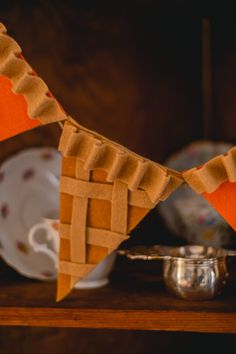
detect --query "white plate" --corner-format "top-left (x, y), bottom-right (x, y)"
top-left (0, 147), bottom-right (61, 280)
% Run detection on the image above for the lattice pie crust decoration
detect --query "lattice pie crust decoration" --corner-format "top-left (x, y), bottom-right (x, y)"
top-left (2, 22), bottom-right (236, 301)
top-left (57, 118), bottom-right (183, 300)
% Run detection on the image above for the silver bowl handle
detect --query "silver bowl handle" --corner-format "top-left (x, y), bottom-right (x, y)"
top-left (118, 245), bottom-right (173, 260)
top-left (225, 249), bottom-right (236, 257)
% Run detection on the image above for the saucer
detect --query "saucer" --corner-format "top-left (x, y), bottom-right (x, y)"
top-left (74, 252), bottom-right (117, 289)
top-left (0, 147), bottom-right (61, 280)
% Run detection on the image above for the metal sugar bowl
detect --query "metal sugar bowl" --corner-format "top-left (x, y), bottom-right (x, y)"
top-left (121, 245), bottom-right (236, 300)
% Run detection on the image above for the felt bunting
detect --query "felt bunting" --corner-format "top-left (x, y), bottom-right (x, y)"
top-left (57, 118), bottom-right (183, 300)
top-left (2, 21), bottom-right (236, 302)
top-left (0, 74), bottom-right (41, 140)
top-left (183, 147), bottom-right (236, 231)
top-left (203, 182), bottom-right (236, 230)
top-left (0, 22), bottom-right (66, 141)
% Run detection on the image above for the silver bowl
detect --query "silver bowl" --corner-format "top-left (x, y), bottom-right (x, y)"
top-left (120, 245), bottom-right (236, 300)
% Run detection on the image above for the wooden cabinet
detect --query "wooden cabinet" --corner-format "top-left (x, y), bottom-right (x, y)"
top-left (1, 1), bottom-right (236, 352)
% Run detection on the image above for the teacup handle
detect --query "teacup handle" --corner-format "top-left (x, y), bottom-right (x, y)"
top-left (28, 223), bottom-right (58, 265)
top-left (118, 245), bottom-right (172, 260)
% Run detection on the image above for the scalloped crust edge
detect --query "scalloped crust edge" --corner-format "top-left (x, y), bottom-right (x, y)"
top-left (0, 22), bottom-right (66, 124)
top-left (183, 146), bottom-right (236, 194)
top-left (59, 118), bottom-right (183, 204)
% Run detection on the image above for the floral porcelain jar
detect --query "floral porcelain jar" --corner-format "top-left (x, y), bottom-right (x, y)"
top-left (158, 141), bottom-right (236, 248)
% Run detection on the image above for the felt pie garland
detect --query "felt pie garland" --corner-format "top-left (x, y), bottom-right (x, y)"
top-left (57, 118), bottom-right (183, 300)
top-left (2, 22), bottom-right (236, 301)
top-left (183, 147), bottom-right (236, 230)
top-left (0, 23), bottom-right (66, 141)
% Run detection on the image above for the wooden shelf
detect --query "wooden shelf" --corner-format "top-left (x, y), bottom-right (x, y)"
top-left (1, 258), bottom-right (236, 333)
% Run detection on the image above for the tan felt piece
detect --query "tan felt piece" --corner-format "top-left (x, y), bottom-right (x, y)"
top-left (57, 120), bottom-right (183, 301)
top-left (183, 146), bottom-right (236, 194)
top-left (0, 22), bottom-right (66, 124)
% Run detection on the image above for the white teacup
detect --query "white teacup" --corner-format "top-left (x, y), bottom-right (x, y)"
top-left (28, 217), bottom-right (116, 288)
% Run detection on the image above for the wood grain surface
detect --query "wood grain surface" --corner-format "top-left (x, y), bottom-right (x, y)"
top-left (1, 258), bottom-right (236, 333)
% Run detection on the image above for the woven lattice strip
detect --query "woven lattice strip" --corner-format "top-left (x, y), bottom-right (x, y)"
top-left (57, 119), bottom-right (183, 301)
top-left (57, 161), bottom-right (154, 300)
top-left (70, 159), bottom-right (90, 264)
top-left (111, 180), bottom-right (128, 236)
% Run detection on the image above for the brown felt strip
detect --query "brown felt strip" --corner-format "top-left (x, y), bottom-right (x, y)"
top-left (129, 160), bottom-right (149, 191)
top-left (85, 227), bottom-right (129, 249)
top-left (58, 156), bottom-right (76, 300)
top-left (222, 152), bottom-right (236, 180)
top-left (60, 176), bottom-right (113, 200)
top-left (60, 175), bottom-right (155, 209)
top-left (183, 147), bottom-right (236, 194)
top-left (59, 223), bottom-right (70, 237)
top-left (70, 197), bottom-right (88, 263)
top-left (70, 159), bottom-right (90, 264)
top-left (57, 118), bottom-right (184, 301)
top-left (111, 180), bottom-right (128, 235)
top-left (60, 224), bottom-right (129, 248)
top-left (75, 158), bottom-right (91, 180)
top-left (159, 172), bottom-right (181, 201)
top-left (0, 51), bottom-right (31, 81)
top-left (83, 140), bottom-right (105, 170)
top-left (59, 120), bottom-right (183, 203)
top-left (59, 261), bottom-right (94, 277)
top-left (106, 151), bottom-right (127, 182)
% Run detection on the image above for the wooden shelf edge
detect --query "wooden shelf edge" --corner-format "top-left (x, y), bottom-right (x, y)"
top-left (1, 307), bottom-right (236, 333)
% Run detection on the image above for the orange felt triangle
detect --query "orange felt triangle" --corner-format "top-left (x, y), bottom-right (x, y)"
top-left (0, 75), bottom-right (41, 141)
top-left (203, 180), bottom-right (236, 230)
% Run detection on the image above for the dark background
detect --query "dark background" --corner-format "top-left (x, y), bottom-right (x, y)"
top-left (1, 1), bottom-right (236, 159)
top-left (1, 1), bottom-right (236, 353)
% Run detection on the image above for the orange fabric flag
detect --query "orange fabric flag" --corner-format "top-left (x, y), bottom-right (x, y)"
top-left (0, 22), bottom-right (66, 141)
top-left (183, 148), bottom-right (236, 231)
top-left (203, 181), bottom-right (236, 230)
top-left (0, 75), bottom-right (41, 141)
